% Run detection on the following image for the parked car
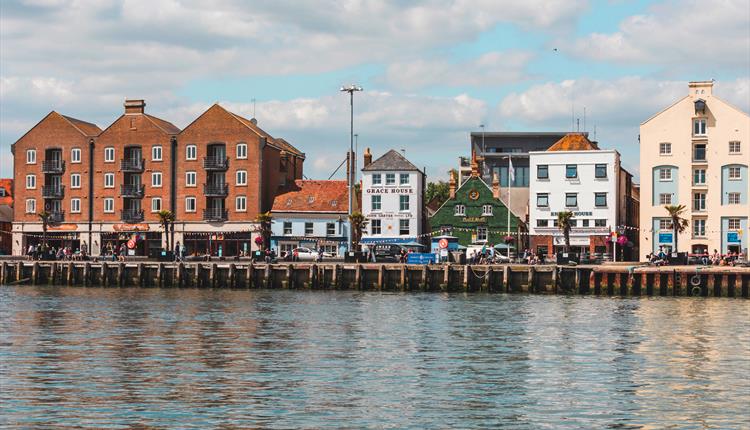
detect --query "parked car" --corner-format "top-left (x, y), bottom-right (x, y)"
top-left (283, 247), bottom-right (319, 261)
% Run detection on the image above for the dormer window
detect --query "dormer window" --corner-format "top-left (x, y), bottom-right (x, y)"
top-left (694, 99), bottom-right (706, 115)
top-left (454, 204), bottom-right (465, 216)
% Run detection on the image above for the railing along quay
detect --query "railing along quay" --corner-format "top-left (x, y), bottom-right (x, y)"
top-left (1, 261), bottom-right (748, 297)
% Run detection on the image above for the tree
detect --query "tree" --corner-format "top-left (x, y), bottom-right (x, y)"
top-left (664, 205), bottom-right (689, 253)
top-left (157, 210), bottom-right (176, 252)
top-left (556, 211), bottom-right (574, 253)
top-left (37, 211), bottom-right (50, 248)
top-left (256, 212), bottom-right (273, 250)
top-left (425, 181), bottom-right (450, 206)
top-left (348, 211), bottom-right (368, 249)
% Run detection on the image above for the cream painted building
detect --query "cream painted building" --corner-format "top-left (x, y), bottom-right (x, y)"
top-left (640, 81), bottom-right (749, 259)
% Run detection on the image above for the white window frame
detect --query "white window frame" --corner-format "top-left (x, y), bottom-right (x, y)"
top-left (372, 174), bottom-right (382, 185)
top-left (371, 195), bottom-right (381, 211)
top-left (728, 193), bottom-right (741, 205)
top-left (186, 145), bottom-right (197, 160)
top-left (185, 197), bottom-right (197, 212)
top-left (659, 168), bottom-right (672, 181)
top-left (693, 118), bottom-right (707, 136)
top-left (454, 204), bottom-right (465, 216)
top-left (326, 222), bottom-right (336, 236)
top-left (152, 172), bottom-right (162, 187)
top-left (693, 192), bottom-right (706, 211)
top-left (693, 219), bottom-right (706, 238)
top-left (370, 219), bottom-right (381, 235)
top-left (152, 145), bottom-right (162, 161)
top-left (482, 204), bottom-right (493, 216)
top-left (385, 173), bottom-right (396, 185)
top-left (185, 171), bottom-right (196, 187)
top-left (659, 193), bottom-right (672, 205)
top-left (104, 173), bottom-right (114, 188)
top-left (71, 198), bottom-right (81, 213)
top-left (236, 143), bottom-right (247, 159)
top-left (25, 174), bottom-right (36, 189)
top-left (26, 198), bottom-right (36, 214)
top-left (104, 198), bottom-right (114, 213)
top-left (283, 222), bottom-right (292, 235)
top-left (399, 219), bottom-right (410, 235)
top-left (151, 197), bottom-right (162, 212)
top-left (26, 149), bottom-right (36, 164)
top-left (729, 141), bottom-right (741, 154)
top-left (537, 193), bottom-right (549, 208)
top-left (71, 148), bottom-right (81, 163)
top-left (305, 222), bottom-right (314, 235)
top-left (70, 173), bottom-right (81, 189)
top-left (104, 147), bottom-right (115, 162)
top-left (728, 166), bottom-right (742, 180)
top-left (659, 142), bottom-right (671, 155)
top-left (728, 219), bottom-right (741, 230)
top-left (399, 173), bottom-right (409, 185)
top-left (236, 170), bottom-right (247, 186)
top-left (476, 226), bottom-right (488, 242)
top-left (595, 192), bottom-right (607, 207)
top-left (693, 169), bottom-right (706, 185)
top-left (236, 196), bottom-right (247, 212)
top-left (659, 219), bottom-right (672, 230)
top-left (399, 195), bottom-right (410, 212)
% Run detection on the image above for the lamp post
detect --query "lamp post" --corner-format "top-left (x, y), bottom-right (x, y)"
top-left (341, 84), bottom-right (363, 252)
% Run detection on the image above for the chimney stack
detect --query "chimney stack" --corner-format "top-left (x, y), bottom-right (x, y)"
top-left (124, 99), bottom-right (145, 115)
top-left (470, 150), bottom-right (480, 177)
top-left (363, 147), bottom-right (372, 168)
top-left (449, 170), bottom-right (457, 200)
top-left (492, 171), bottom-right (500, 199)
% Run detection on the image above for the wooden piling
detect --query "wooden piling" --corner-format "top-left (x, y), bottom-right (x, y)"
top-left (1, 261), bottom-right (8, 284)
top-left (229, 264), bottom-right (236, 289)
top-left (49, 262), bottom-right (57, 285)
top-left (31, 262), bottom-right (39, 285)
top-left (101, 262), bottom-right (109, 287)
top-left (246, 261), bottom-right (253, 289)
top-left (707, 274), bottom-right (715, 297)
top-left (355, 264), bottom-right (362, 290)
top-left (83, 262), bottom-right (90, 287)
top-left (719, 274), bottom-right (729, 297)
top-left (117, 263), bottom-right (125, 287)
top-left (378, 265), bottom-right (385, 290)
top-left (67, 262), bottom-right (74, 286)
top-left (264, 264), bottom-right (271, 289)
top-left (210, 264), bottom-right (217, 289)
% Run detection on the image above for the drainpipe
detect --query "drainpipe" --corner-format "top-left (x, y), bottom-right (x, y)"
top-left (170, 136), bottom-right (177, 251)
top-left (88, 138), bottom-right (94, 253)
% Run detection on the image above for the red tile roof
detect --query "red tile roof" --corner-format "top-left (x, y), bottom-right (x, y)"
top-left (547, 133), bottom-right (599, 151)
top-left (144, 114), bottom-right (181, 134)
top-left (272, 180), bottom-right (348, 213)
top-left (0, 179), bottom-right (12, 206)
top-left (227, 109), bottom-right (304, 156)
top-left (61, 115), bottom-right (101, 136)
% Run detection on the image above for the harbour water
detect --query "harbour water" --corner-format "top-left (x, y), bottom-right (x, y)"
top-left (1, 286), bottom-right (748, 428)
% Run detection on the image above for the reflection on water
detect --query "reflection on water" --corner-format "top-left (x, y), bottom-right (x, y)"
top-left (1, 286), bottom-right (748, 429)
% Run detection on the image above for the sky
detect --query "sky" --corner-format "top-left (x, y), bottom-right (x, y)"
top-left (1, 0), bottom-right (749, 183)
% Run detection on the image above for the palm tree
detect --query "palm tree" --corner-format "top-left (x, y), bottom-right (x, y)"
top-left (664, 204), bottom-right (689, 253)
top-left (37, 211), bottom-right (50, 248)
top-left (556, 211), bottom-right (574, 253)
top-left (256, 212), bottom-right (273, 250)
top-left (157, 210), bottom-right (176, 252)
top-left (348, 211), bottom-right (368, 249)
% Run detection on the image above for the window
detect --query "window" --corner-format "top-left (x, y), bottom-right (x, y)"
top-left (659, 193), bottom-right (672, 205)
top-left (454, 204), bottom-right (465, 216)
top-left (595, 219), bottom-right (607, 227)
top-left (399, 219), bottom-right (410, 235)
top-left (236, 170), bottom-right (247, 185)
top-left (659, 142), bottom-right (672, 155)
top-left (104, 198), bottom-right (114, 213)
top-left (728, 218), bottom-right (741, 230)
top-left (326, 223), bottom-right (336, 236)
top-left (399, 195), bottom-right (410, 211)
top-left (595, 164), bottom-right (607, 178)
top-left (553, 219), bottom-right (558, 227)
top-left (25, 174), bottom-right (36, 189)
top-left (659, 219), bottom-right (672, 230)
top-left (71, 148), bottom-right (81, 163)
top-left (185, 171), bottom-right (196, 187)
top-left (236, 143), bottom-right (247, 159)
top-left (186, 145), bottom-right (197, 160)
top-left (399, 173), bottom-right (409, 185)
top-left (104, 147), bottom-right (115, 162)
top-left (536, 219), bottom-right (549, 227)
top-left (659, 168), bottom-right (672, 181)
top-left (569, 219), bottom-right (577, 227)
top-left (693, 192), bottom-right (706, 211)
top-left (728, 166), bottom-right (742, 180)
top-left (26, 149), bottom-right (36, 164)
top-left (729, 141), bottom-right (741, 154)
top-left (71, 173), bottom-right (81, 189)
top-left (104, 173), bottom-right (114, 188)
top-left (565, 165), bottom-right (577, 178)
top-left (281, 222), bottom-right (292, 235)
top-left (728, 193), bottom-right (741, 204)
top-left (497, 166), bottom-right (530, 187)
top-left (305, 222), bottom-right (313, 235)
top-left (537, 165), bottom-right (548, 179)
top-left (482, 204), bottom-right (493, 216)
top-left (385, 173), bottom-right (396, 185)
top-left (70, 198), bottom-right (81, 213)
top-left (371, 219), bottom-right (381, 235)
top-left (25, 198), bottom-right (36, 214)
top-left (151, 197), bottom-right (161, 212)
top-left (152, 172), bottom-right (162, 187)
top-left (536, 193), bottom-right (549, 207)
top-left (372, 174), bottom-right (382, 185)
top-left (152, 146), bottom-right (162, 161)
top-left (693, 169), bottom-right (706, 185)
top-left (693, 118), bottom-right (707, 136)
top-left (236, 196), bottom-right (246, 212)
top-left (693, 144), bottom-right (706, 161)
top-left (565, 193), bottom-right (578, 207)
top-left (185, 197), bottom-right (196, 212)
top-left (595, 193), bottom-right (607, 207)
top-left (371, 195), bottom-right (381, 211)
top-left (693, 219), bottom-right (706, 237)
top-left (581, 219), bottom-right (590, 227)
top-left (476, 227), bottom-right (488, 242)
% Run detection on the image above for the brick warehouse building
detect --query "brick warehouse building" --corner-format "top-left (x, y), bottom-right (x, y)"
top-left (10, 100), bottom-right (304, 257)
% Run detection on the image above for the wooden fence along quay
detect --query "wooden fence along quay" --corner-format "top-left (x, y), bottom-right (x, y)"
top-left (1, 261), bottom-right (749, 298)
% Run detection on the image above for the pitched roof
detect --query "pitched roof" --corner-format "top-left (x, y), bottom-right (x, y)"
top-left (227, 109), bottom-right (304, 156)
top-left (61, 115), bottom-right (101, 136)
top-left (362, 149), bottom-right (421, 172)
top-left (271, 180), bottom-right (348, 213)
top-left (144, 114), bottom-right (180, 134)
top-left (0, 178), bottom-right (12, 207)
top-left (547, 133), bottom-right (599, 151)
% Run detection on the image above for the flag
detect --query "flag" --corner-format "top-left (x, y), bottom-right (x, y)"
top-left (508, 156), bottom-right (515, 184)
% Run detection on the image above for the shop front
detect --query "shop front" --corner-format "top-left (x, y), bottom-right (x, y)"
top-left (101, 231), bottom-right (162, 257)
top-left (271, 236), bottom-right (347, 258)
top-left (183, 232), bottom-right (253, 257)
top-left (27, 232), bottom-right (81, 252)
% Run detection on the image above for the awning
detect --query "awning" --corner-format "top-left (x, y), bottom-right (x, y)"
top-left (359, 237), bottom-right (417, 244)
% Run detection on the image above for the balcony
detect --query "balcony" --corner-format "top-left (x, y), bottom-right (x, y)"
top-left (120, 184), bottom-right (145, 198)
top-left (42, 160), bottom-right (65, 174)
top-left (48, 211), bottom-right (65, 224)
top-left (203, 183), bottom-right (229, 197)
top-left (120, 209), bottom-right (144, 223)
top-left (42, 185), bottom-right (65, 199)
top-left (203, 208), bottom-right (228, 221)
top-left (120, 158), bottom-right (145, 172)
top-left (203, 156), bottom-right (229, 171)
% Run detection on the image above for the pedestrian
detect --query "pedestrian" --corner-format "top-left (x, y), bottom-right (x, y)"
top-left (174, 241), bottom-right (181, 262)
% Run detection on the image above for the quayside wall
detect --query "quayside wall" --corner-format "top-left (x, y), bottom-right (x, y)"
top-left (1, 262), bottom-right (748, 298)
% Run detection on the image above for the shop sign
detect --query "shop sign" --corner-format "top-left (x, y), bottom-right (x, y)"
top-left (114, 223), bottom-right (149, 232)
top-left (658, 232), bottom-right (673, 243)
top-left (553, 236), bottom-right (590, 246)
top-left (727, 232), bottom-right (740, 243)
top-left (49, 224), bottom-right (78, 231)
top-left (366, 188), bottom-right (413, 194)
top-left (551, 211), bottom-right (593, 217)
top-left (462, 217), bottom-right (485, 222)
top-left (368, 212), bottom-right (412, 219)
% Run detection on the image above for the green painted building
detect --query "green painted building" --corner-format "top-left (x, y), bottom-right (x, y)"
top-left (430, 172), bottom-right (522, 247)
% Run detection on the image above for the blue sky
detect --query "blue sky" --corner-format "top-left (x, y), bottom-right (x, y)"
top-left (1, 0), bottom-right (748, 182)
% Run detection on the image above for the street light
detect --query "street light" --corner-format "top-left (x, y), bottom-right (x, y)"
top-left (341, 84), bottom-right (363, 252)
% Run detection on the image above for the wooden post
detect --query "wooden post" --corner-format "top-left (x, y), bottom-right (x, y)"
top-left (137, 263), bottom-right (144, 288)
top-left (574, 269), bottom-right (582, 295)
top-left (442, 264), bottom-right (449, 291)
top-left (419, 265), bottom-right (427, 291)
top-left (16, 262), bottom-right (23, 283)
top-left (526, 266), bottom-right (534, 293)
top-left (378, 265), bottom-right (385, 291)
top-left (0, 261), bottom-right (6, 284)
top-left (210, 264), bottom-right (217, 289)
top-left (310, 264), bottom-right (318, 289)
top-left (83, 262), bottom-right (90, 287)
top-left (720, 274), bottom-right (729, 297)
top-left (706, 273), bottom-right (715, 297)
top-left (247, 261), bottom-right (253, 289)
top-left (678, 271), bottom-right (688, 296)
top-left (31, 262), bottom-right (39, 285)
top-left (101, 262), bottom-right (109, 287)
top-left (265, 264), bottom-right (271, 289)
top-left (355, 264), bottom-right (362, 290)
top-left (118, 263), bottom-right (125, 287)
top-left (551, 267), bottom-right (558, 294)
top-left (194, 263), bottom-right (201, 288)
top-left (589, 270), bottom-right (596, 295)
top-left (666, 272), bottom-right (675, 297)
top-left (400, 265), bottom-right (406, 290)
top-left (157, 263), bottom-right (164, 288)
top-left (331, 264), bottom-right (339, 289)
top-left (625, 272), bottom-right (634, 296)
top-left (229, 264), bottom-right (236, 289)
top-left (48, 262), bottom-right (57, 285)
top-left (176, 262), bottom-right (183, 288)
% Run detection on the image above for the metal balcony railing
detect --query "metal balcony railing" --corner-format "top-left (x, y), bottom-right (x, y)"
top-left (42, 160), bottom-right (65, 173)
top-left (203, 208), bottom-right (228, 221)
top-left (42, 185), bottom-right (65, 199)
top-left (120, 158), bottom-right (145, 172)
top-left (120, 184), bottom-right (145, 198)
top-left (120, 209), bottom-right (144, 223)
top-left (203, 156), bottom-right (229, 170)
top-left (203, 183), bottom-right (229, 196)
top-left (48, 211), bottom-right (65, 223)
